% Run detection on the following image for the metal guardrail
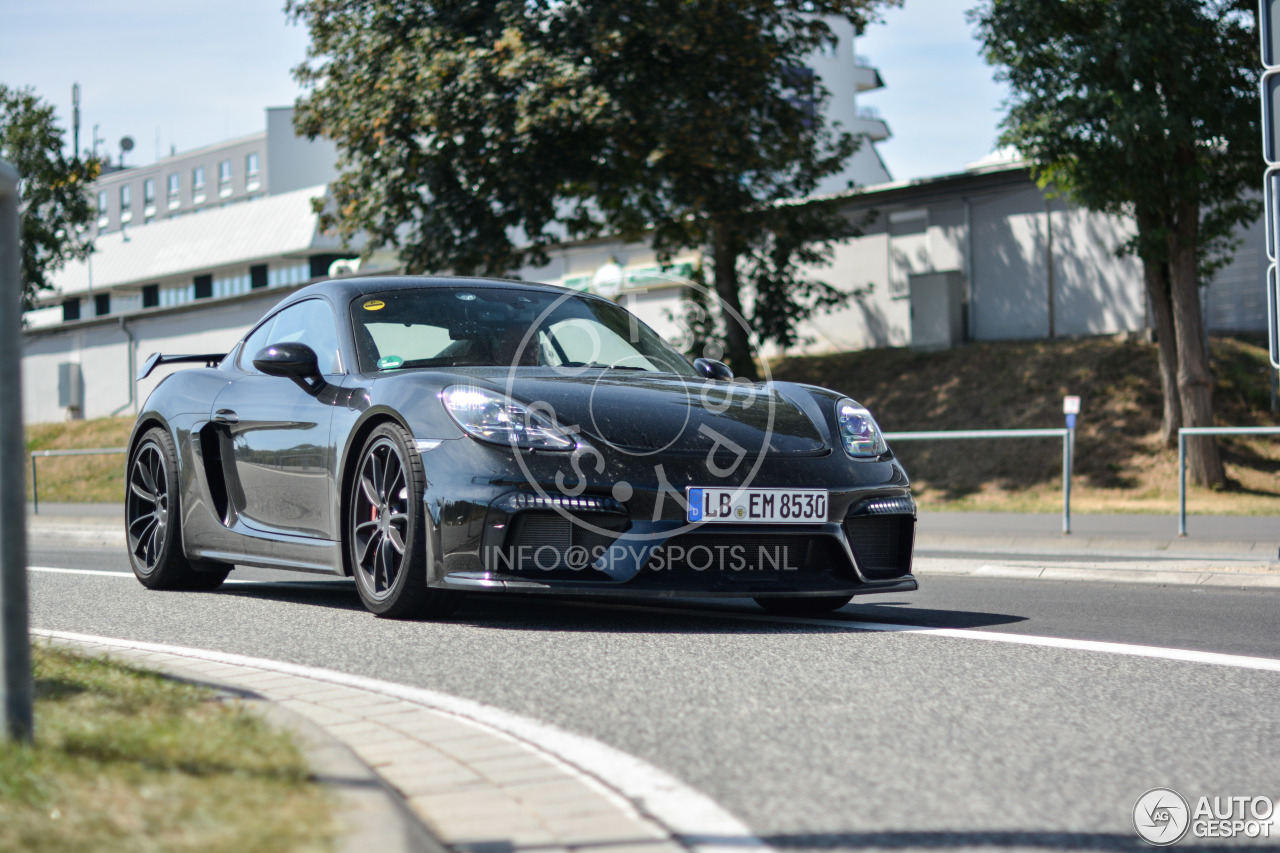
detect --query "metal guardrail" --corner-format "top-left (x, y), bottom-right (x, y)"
top-left (29, 447), bottom-right (127, 515)
top-left (1177, 426), bottom-right (1280, 536)
top-left (884, 428), bottom-right (1074, 534)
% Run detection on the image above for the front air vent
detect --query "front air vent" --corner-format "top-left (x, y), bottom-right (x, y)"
top-left (502, 511), bottom-right (630, 578)
top-left (843, 514), bottom-right (914, 579)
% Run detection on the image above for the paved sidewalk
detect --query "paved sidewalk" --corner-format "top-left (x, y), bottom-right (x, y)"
top-left (36, 631), bottom-right (686, 853)
top-left (917, 511), bottom-right (1279, 558)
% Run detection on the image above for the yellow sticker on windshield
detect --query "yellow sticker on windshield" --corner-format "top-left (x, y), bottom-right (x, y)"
top-left (363, 300), bottom-right (385, 311)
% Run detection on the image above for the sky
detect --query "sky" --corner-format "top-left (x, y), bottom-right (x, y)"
top-left (0, 0), bottom-right (1010, 183)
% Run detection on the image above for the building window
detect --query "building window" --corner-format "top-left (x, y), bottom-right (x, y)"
top-left (218, 159), bottom-right (233, 197)
top-left (142, 284), bottom-right (160, 308)
top-left (62, 298), bottom-right (81, 322)
top-left (120, 185), bottom-right (131, 210)
top-left (143, 178), bottom-right (155, 205)
top-left (246, 152), bottom-right (261, 190)
top-left (97, 191), bottom-right (108, 215)
top-left (95, 293), bottom-right (110, 316)
top-left (192, 166), bottom-right (206, 203)
top-left (193, 274), bottom-right (213, 299)
top-left (250, 264), bottom-right (268, 290)
top-left (167, 173), bottom-right (181, 210)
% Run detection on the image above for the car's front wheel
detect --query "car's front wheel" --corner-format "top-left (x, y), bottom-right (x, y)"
top-left (348, 422), bottom-right (460, 619)
top-left (754, 595), bottom-right (853, 616)
top-left (126, 427), bottom-right (230, 591)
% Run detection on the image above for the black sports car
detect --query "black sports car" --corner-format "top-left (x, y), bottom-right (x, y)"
top-left (125, 276), bottom-right (916, 618)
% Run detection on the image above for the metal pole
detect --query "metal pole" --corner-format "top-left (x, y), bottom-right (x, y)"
top-left (1177, 430), bottom-right (1188, 538)
top-left (1062, 427), bottom-right (1073, 534)
top-left (30, 455), bottom-right (37, 515)
top-left (0, 159), bottom-right (33, 741)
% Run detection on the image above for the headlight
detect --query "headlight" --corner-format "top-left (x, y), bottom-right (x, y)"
top-left (836, 398), bottom-right (887, 457)
top-left (440, 386), bottom-right (576, 450)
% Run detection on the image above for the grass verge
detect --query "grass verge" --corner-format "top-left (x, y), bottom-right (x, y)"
top-left (0, 643), bottom-right (334, 853)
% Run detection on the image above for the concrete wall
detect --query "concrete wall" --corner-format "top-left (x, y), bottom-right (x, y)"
top-left (22, 290), bottom-right (291, 424)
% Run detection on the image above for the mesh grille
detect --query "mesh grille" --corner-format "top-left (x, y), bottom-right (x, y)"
top-left (843, 515), bottom-right (914, 579)
top-left (644, 533), bottom-right (847, 579)
top-left (506, 511), bottom-right (629, 576)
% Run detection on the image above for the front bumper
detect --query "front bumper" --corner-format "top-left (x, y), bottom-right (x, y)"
top-left (420, 437), bottom-right (917, 600)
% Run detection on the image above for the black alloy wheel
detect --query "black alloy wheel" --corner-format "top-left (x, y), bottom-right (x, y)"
top-left (348, 422), bottom-right (460, 618)
top-left (126, 427), bottom-right (229, 590)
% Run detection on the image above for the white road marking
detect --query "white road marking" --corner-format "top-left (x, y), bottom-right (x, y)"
top-left (31, 566), bottom-right (1280, 673)
top-left (32, 629), bottom-right (768, 853)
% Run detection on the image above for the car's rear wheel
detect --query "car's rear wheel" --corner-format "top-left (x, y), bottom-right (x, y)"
top-left (754, 595), bottom-right (853, 616)
top-left (349, 422), bottom-right (460, 619)
top-left (126, 427), bottom-right (230, 591)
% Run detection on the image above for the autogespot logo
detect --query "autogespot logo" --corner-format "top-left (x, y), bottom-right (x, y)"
top-left (504, 273), bottom-right (777, 544)
top-left (1134, 788), bottom-right (1191, 846)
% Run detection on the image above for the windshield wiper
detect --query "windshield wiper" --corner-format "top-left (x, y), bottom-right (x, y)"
top-left (560, 361), bottom-right (650, 371)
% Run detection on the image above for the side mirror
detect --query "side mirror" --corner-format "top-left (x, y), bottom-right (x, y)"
top-left (253, 343), bottom-right (323, 392)
top-left (693, 358), bottom-right (734, 381)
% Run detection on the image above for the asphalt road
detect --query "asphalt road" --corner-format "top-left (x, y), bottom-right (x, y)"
top-left (26, 543), bottom-right (1280, 852)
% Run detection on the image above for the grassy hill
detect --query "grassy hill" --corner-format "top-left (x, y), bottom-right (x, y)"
top-left (770, 334), bottom-right (1280, 514)
top-left (24, 335), bottom-right (1280, 515)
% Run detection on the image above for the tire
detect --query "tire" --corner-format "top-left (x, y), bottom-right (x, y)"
top-left (753, 595), bottom-right (853, 616)
top-left (126, 427), bottom-right (230, 591)
top-left (348, 422), bottom-right (460, 619)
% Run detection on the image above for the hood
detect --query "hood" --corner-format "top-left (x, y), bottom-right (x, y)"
top-left (496, 370), bottom-right (829, 456)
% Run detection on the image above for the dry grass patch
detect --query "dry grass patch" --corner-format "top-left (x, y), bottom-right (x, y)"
top-left (770, 335), bottom-right (1280, 515)
top-left (0, 643), bottom-right (334, 853)
top-left (24, 416), bottom-right (133, 503)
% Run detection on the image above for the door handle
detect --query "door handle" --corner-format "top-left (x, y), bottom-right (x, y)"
top-left (214, 409), bottom-right (239, 425)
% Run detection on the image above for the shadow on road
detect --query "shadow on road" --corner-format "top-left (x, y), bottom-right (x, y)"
top-left (211, 582), bottom-right (1026, 631)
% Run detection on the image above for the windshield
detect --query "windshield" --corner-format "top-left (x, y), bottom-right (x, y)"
top-left (351, 287), bottom-right (698, 376)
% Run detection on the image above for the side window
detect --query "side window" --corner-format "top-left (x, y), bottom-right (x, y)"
top-left (237, 316), bottom-right (276, 373)
top-left (266, 299), bottom-right (343, 374)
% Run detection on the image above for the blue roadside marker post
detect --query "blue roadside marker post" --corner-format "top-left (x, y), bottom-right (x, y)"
top-left (0, 159), bottom-right (33, 742)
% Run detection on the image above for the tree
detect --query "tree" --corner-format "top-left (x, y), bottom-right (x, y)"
top-left (970, 0), bottom-right (1259, 488)
top-left (0, 85), bottom-right (100, 311)
top-left (289, 0), bottom-right (896, 380)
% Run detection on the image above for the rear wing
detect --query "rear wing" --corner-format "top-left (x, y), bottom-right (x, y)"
top-left (137, 352), bottom-right (227, 382)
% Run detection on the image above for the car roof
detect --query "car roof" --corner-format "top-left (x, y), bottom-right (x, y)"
top-left (274, 274), bottom-right (586, 314)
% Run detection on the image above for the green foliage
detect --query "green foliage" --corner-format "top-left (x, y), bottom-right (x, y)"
top-left (969, 0), bottom-right (1259, 270)
top-left (288, 0), bottom-right (897, 372)
top-left (0, 85), bottom-right (101, 310)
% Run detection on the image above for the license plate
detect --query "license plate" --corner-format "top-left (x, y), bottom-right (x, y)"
top-left (686, 487), bottom-right (828, 524)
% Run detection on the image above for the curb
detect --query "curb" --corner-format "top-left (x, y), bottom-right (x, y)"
top-left (33, 631), bottom-right (728, 853)
top-left (37, 634), bottom-right (444, 853)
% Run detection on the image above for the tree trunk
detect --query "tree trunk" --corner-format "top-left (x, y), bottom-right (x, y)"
top-left (1142, 259), bottom-right (1181, 446)
top-left (1167, 200), bottom-right (1224, 488)
top-left (710, 220), bottom-right (759, 381)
